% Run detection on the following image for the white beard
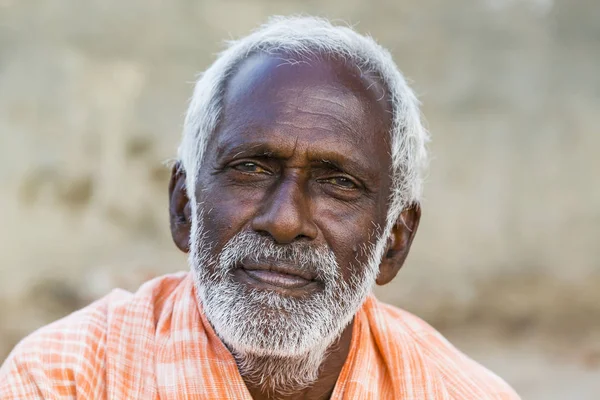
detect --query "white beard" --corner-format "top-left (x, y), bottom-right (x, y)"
top-left (189, 209), bottom-right (383, 393)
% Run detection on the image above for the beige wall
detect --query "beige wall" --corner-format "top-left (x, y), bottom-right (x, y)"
top-left (1, 0), bottom-right (598, 397)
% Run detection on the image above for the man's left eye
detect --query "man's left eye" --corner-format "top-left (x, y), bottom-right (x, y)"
top-left (323, 177), bottom-right (357, 189)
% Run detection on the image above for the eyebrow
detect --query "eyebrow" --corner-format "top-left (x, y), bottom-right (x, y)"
top-left (215, 140), bottom-right (281, 161)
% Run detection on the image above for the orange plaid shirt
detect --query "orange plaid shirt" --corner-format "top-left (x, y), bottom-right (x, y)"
top-left (0, 272), bottom-right (519, 399)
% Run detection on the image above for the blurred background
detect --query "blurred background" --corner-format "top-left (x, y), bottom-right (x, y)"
top-left (0, 0), bottom-right (598, 398)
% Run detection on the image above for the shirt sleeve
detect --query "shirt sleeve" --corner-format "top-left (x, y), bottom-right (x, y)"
top-left (0, 347), bottom-right (48, 399)
top-left (0, 300), bottom-right (110, 400)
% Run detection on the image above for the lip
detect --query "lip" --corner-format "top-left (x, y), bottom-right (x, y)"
top-left (241, 261), bottom-right (317, 282)
top-left (235, 261), bottom-right (320, 294)
top-left (243, 268), bottom-right (312, 289)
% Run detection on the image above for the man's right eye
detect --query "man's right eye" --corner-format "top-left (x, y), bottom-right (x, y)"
top-left (232, 162), bottom-right (270, 174)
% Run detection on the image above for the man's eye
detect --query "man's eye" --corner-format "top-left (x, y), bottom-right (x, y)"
top-left (323, 177), bottom-right (357, 189)
top-left (233, 162), bottom-right (269, 174)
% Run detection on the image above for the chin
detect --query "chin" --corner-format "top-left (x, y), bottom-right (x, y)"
top-left (195, 275), bottom-right (354, 358)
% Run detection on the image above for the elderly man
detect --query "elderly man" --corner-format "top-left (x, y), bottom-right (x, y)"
top-left (0, 16), bottom-right (519, 399)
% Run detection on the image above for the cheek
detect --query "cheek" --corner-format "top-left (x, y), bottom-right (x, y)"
top-left (315, 202), bottom-right (385, 280)
top-left (196, 183), bottom-right (259, 250)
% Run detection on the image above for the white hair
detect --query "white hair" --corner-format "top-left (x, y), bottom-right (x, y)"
top-left (178, 15), bottom-right (429, 250)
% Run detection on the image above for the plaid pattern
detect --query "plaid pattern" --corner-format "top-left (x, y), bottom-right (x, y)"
top-left (1, 272), bottom-right (519, 399)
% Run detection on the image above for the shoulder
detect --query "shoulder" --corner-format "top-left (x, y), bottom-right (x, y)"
top-left (0, 290), bottom-right (116, 398)
top-left (0, 272), bottom-right (189, 399)
top-left (363, 297), bottom-right (521, 399)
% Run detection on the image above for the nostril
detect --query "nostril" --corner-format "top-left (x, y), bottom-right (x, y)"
top-left (294, 233), bottom-right (311, 241)
top-left (254, 229), bottom-right (271, 238)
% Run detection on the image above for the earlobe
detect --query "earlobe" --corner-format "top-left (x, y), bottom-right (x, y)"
top-left (376, 204), bottom-right (421, 286)
top-left (168, 162), bottom-right (191, 253)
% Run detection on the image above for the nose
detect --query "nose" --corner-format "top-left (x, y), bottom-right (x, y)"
top-left (251, 175), bottom-right (318, 244)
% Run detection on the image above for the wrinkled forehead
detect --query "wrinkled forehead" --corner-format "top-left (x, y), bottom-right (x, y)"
top-left (215, 51), bottom-right (393, 160)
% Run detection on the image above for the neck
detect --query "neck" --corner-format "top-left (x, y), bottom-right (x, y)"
top-left (240, 320), bottom-right (354, 400)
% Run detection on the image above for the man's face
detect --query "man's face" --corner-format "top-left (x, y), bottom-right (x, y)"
top-left (184, 53), bottom-right (395, 357)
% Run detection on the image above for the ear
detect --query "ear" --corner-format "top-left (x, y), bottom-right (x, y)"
top-left (168, 161), bottom-right (191, 253)
top-left (376, 204), bottom-right (421, 286)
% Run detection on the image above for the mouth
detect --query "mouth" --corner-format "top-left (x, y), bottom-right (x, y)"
top-left (235, 260), bottom-right (321, 294)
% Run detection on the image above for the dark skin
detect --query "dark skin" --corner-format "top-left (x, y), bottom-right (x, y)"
top-left (169, 53), bottom-right (421, 399)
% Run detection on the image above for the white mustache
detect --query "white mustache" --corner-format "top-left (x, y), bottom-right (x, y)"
top-left (216, 231), bottom-right (340, 282)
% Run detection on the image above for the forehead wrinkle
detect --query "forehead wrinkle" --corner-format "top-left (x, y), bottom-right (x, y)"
top-left (277, 95), bottom-right (367, 146)
top-left (273, 118), bottom-right (359, 142)
top-left (302, 95), bottom-right (346, 108)
top-left (216, 136), bottom-right (293, 161)
top-left (278, 85), bottom-right (364, 116)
